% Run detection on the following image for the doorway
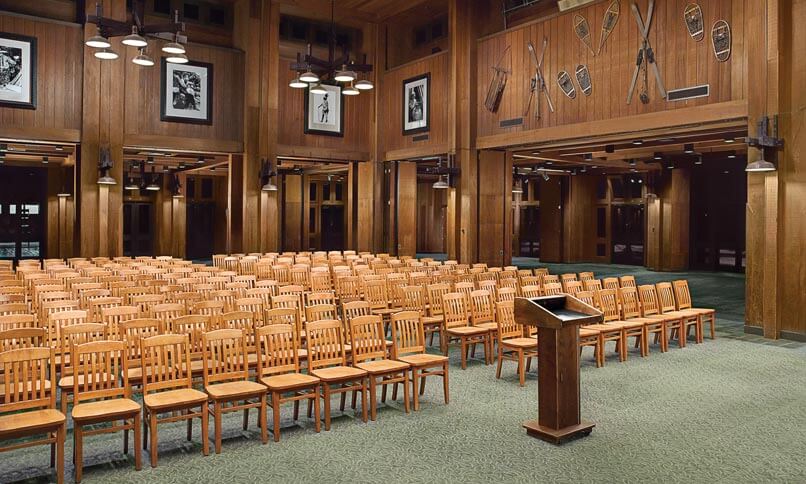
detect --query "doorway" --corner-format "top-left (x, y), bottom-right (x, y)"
top-left (321, 205), bottom-right (345, 251)
top-left (186, 201), bottom-right (215, 260)
top-left (0, 166), bottom-right (47, 261)
top-left (611, 204), bottom-right (644, 265)
top-left (123, 202), bottom-right (154, 256)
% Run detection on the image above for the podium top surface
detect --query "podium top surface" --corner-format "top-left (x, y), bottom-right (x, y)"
top-left (514, 295), bottom-right (603, 329)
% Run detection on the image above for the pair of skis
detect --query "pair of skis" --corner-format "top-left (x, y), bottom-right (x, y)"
top-left (524, 38), bottom-right (555, 120)
top-left (626, 0), bottom-right (666, 104)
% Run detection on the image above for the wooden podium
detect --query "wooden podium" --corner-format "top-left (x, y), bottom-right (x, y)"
top-left (514, 294), bottom-right (602, 444)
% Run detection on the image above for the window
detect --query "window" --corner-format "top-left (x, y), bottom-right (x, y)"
top-left (22, 204), bottom-right (39, 215)
top-left (309, 183), bottom-right (317, 202)
top-left (184, 3), bottom-right (200, 20)
top-left (20, 241), bottom-right (39, 258)
top-left (209, 7), bottom-right (227, 25)
top-left (309, 208), bottom-right (316, 231)
top-left (322, 183), bottom-right (331, 201)
top-left (596, 178), bottom-right (608, 200)
top-left (596, 207), bottom-right (606, 238)
top-left (0, 242), bottom-right (14, 258)
top-left (201, 178), bottom-right (213, 199)
top-left (335, 183), bottom-right (343, 201)
top-left (187, 177), bottom-right (196, 199)
top-left (154, 0), bottom-right (171, 14)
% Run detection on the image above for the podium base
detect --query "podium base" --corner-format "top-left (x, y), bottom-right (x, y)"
top-left (523, 420), bottom-right (595, 445)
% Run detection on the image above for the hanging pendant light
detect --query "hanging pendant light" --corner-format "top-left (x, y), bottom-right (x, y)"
top-left (262, 180), bottom-right (278, 192)
top-left (310, 83), bottom-right (328, 95)
top-left (132, 48), bottom-right (155, 66)
top-left (122, 26), bottom-right (148, 47)
top-left (355, 79), bottom-right (374, 90)
top-left (162, 33), bottom-right (186, 55)
top-left (289, 73), bottom-right (307, 89)
top-left (94, 48), bottom-right (119, 60)
top-left (146, 167), bottom-right (161, 191)
top-left (165, 52), bottom-right (189, 64)
top-left (512, 178), bottom-right (523, 194)
top-left (334, 64), bottom-right (356, 83)
top-left (86, 30), bottom-right (111, 49)
top-left (343, 81), bottom-right (359, 96)
top-left (432, 175), bottom-right (449, 189)
top-left (300, 69), bottom-right (319, 83)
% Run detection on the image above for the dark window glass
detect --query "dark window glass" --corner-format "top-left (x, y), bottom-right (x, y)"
top-left (123, 204), bottom-right (132, 235)
top-left (138, 205), bottom-right (150, 233)
top-left (335, 183), bottom-right (343, 201)
top-left (611, 177), bottom-right (625, 199)
top-left (314, 29), bottom-right (329, 45)
top-left (291, 22), bottom-right (307, 41)
top-left (184, 3), bottom-right (199, 20)
top-left (209, 7), bottom-right (227, 25)
top-left (627, 176), bottom-right (643, 198)
top-left (322, 183), bottom-right (331, 201)
top-left (153, 0), bottom-right (171, 14)
top-left (596, 178), bottom-right (608, 200)
top-left (309, 208), bottom-right (316, 231)
top-left (309, 183), bottom-right (317, 201)
top-left (187, 177), bottom-right (195, 199)
top-left (597, 207), bottom-right (606, 238)
top-left (596, 243), bottom-right (606, 257)
top-left (201, 178), bottom-right (213, 199)
top-left (414, 27), bottom-right (428, 45)
top-left (431, 21), bottom-right (443, 39)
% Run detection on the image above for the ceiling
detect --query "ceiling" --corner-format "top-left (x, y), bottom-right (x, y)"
top-left (277, 0), bottom-right (436, 24)
top-left (123, 148), bottom-right (229, 178)
top-left (0, 141), bottom-right (76, 167)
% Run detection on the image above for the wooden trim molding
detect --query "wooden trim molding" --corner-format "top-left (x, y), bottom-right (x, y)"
top-left (124, 134), bottom-right (243, 154)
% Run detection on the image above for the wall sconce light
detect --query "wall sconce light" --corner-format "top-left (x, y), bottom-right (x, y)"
top-left (260, 158), bottom-right (278, 191)
top-left (97, 147), bottom-right (116, 185)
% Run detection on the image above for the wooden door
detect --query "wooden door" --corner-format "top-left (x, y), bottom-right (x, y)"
top-left (477, 150), bottom-right (512, 267)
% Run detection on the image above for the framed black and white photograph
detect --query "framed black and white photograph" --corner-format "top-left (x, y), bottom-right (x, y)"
top-left (0, 33), bottom-right (37, 110)
top-left (304, 83), bottom-right (344, 137)
top-left (160, 58), bottom-right (213, 124)
top-left (402, 73), bottom-right (429, 135)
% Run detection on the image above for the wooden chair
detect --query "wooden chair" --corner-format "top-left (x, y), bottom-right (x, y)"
top-left (495, 301), bottom-right (538, 386)
top-left (349, 315), bottom-right (410, 421)
top-left (235, 296), bottom-right (266, 326)
top-left (70, 340), bottom-right (141, 482)
top-left (442, 292), bottom-right (489, 369)
top-left (583, 279), bottom-right (603, 293)
top-left (140, 334), bottom-right (209, 467)
top-left (272, 294), bottom-right (303, 326)
top-left (152, 303), bottom-right (186, 327)
top-left (101, 305), bottom-right (139, 340)
top-left (602, 277), bottom-right (620, 290)
top-left (426, 283), bottom-right (451, 346)
top-left (389, 311), bottom-right (449, 411)
top-left (469, 289), bottom-right (497, 359)
top-left (575, 291), bottom-right (604, 368)
top-left (597, 288), bottom-right (647, 359)
top-left (57, 323), bottom-right (108, 415)
top-left (401, 285), bottom-right (443, 347)
top-left (656, 282), bottom-right (699, 347)
top-left (192, 300), bottom-right (225, 327)
top-left (578, 271), bottom-right (595, 282)
top-left (636, 285), bottom-right (676, 352)
top-left (119, 318), bottom-right (163, 392)
top-left (0, 347), bottom-right (66, 484)
top-left (563, 280), bottom-right (584, 296)
top-left (496, 286), bottom-right (517, 302)
top-left (202, 329), bottom-right (268, 453)
top-left (582, 291), bottom-right (626, 364)
top-left (256, 324), bottom-right (321, 441)
top-left (673, 280), bottom-right (715, 341)
top-left (168, 315), bottom-right (211, 377)
top-left (619, 275), bottom-right (636, 288)
top-left (618, 286), bottom-right (664, 355)
top-left (363, 279), bottom-right (397, 321)
top-left (520, 285), bottom-right (542, 298)
top-left (306, 303), bottom-right (339, 323)
top-left (305, 319), bottom-right (368, 430)
top-left (304, 291), bottom-right (336, 308)
top-left (0, 313), bottom-right (36, 332)
top-left (0, 327), bottom-right (46, 351)
top-left (542, 282), bottom-right (563, 296)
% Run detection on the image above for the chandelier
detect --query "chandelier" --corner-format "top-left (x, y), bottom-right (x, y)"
top-left (288, 0), bottom-right (374, 95)
top-left (85, 0), bottom-right (188, 66)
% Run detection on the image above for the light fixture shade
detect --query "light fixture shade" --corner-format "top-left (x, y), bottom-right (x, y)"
top-left (132, 52), bottom-right (155, 66)
top-left (289, 77), bottom-right (307, 88)
top-left (512, 182), bottom-right (523, 194)
top-left (432, 176), bottom-right (449, 189)
top-left (299, 70), bottom-right (319, 83)
top-left (309, 83), bottom-right (328, 95)
top-left (122, 29), bottom-right (148, 47)
top-left (165, 53), bottom-right (189, 64)
top-left (145, 183), bottom-right (160, 191)
top-left (97, 175), bottom-right (117, 185)
top-left (86, 35), bottom-right (111, 49)
top-left (745, 159), bottom-right (776, 172)
top-left (94, 49), bottom-right (119, 60)
top-left (124, 181), bottom-right (139, 190)
top-left (355, 79), bottom-right (374, 90)
top-left (334, 66), bottom-right (356, 83)
top-left (343, 84), bottom-right (359, 96)
top-left (162, 42), bottom-right (186, 55)
top-left (172, 192), bottom-right (184, 199)
top-left (262, 182), bottom-right (278, 192)
top-left (57, 192), bottom-right (71, 198)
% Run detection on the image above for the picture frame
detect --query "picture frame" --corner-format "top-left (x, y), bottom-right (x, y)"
top-left (304, 83), bottom-right (344, 137)
top-left (402, 73), bottom-right (430, 136)
top-left (160, 58), bottom-right (213, 125)
top-left (0, 32), bottom-right (37, 110)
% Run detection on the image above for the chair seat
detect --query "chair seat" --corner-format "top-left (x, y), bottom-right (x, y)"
top-left (310, 365), bottom-right (367, 382)
top-left (605, 320), bottom-right (646, 330)
top-left (421, 316), bottom-right (443, 325)
top-left (206, 380), bottom-right (267, 400)
top-left (584, 324), bottom-right (623, 334)
top-left (0, 379), bottom-right (52, 394)
top-left (446, 326), bottom-right (488, 336)
top-left (72, 398), bottom-right (140, 422)
top-left (579, 327), bottom-right (600, 337)
top-left (396, 353), bottom-right (448, 367)
top-left (681, 308), bottom-right (715, 316)
top-left (260, 373), bottom-right (319, 391)
top-left (0, 409), bottom-right (65, 437)
top-left (476, 322), bottom-right (498, 331)
top-left (355, 359), bottom-right (410, 374)
top-left (144, 388), bottom-right (208, 410)
top-left (502, 337), bottom-right (537, 349)
top-left (58, 373), bottom-right (112, 390)
top-left (371, 308), bottom-right (397, 316)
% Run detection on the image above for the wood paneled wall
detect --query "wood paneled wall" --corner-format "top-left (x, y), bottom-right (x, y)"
top-left (476, 0), bottom-right (747, 141)
top-left (396, 161), bottom-right (418, 256)
top-left (379, 52), bottom-right (450, 160)
top-left (0, 13), bottom-right (82, 142)
top-left (539, 177), bottom-right (564, 262)
top-left (563, 175), bottom-right (598, 263)
top-left (282, 174), bottom-right (303, 251)
top-left (476, 150), bottom-right (512, 266)
top-left (123, 40), bottom-right (245, 153)
top-left (277, 58), bottom-right (372, 160)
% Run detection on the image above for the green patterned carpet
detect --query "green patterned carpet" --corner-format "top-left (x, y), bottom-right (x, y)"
top-left (3, 266), bottom-right (806, 483)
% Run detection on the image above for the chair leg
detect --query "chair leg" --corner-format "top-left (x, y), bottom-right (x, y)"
top-left (442, 363), bottom-right (450, 404)
top-left (597, 335), bottom-right (605, 367)
top-left (419, 375), bottom-right (426, 395)
top-left (496, 345), bottom-right (504, 379)
top-left (214, 403), bottom-right (222, 454)
top-left (133, 413), bottom-right (142, 471)
top-left (402, 370), bottom-right (410, 414)
top-left (360, 379), bottom-right (368, 423)
top-left (259, 395), bottom-right (268, 444)
top-left (460, 338), bottom-right (468, 370)
top-left (518, 350), bottom-right (526, 387)
top-left (526, 355), bottom-right (532, 373)
top-left (307, 398), bottom-right (313, 419)
top-left (186, 410), bottom-right (193, 442)
top-left (149, 411), bottom-right (158, 468)
top-left (323, 385), bottom-right (332, 431)
top-left (272, 391), bottom-right (281, 442)
top-left (710, 315), bottom-right (716, 339)
top-left (124, 426), bottom-right (129, 455)
top-left (56, 424), bottom-right (65, 484)
top-left (384, 383), bottom-right (391, 403)
top-left (74, 425), bottom-right (83, 483)
top-left (293, 399), bottom-right (300, 421)
top-left (142, 409), bottom-right (149, 450)
top-left (369, 377), bottom-right (378, 421)
top-left (200, 403), bottom-right (210, 457)
top-left (313, 386), bottom-right (322, 433)
top-left (411, 368), bottom-right (420, 411)
top-left (242, 407), bottom-right (249, 431)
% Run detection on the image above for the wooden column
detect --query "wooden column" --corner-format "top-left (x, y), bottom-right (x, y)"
top-left (356, 161), bottom-right (377, 252)
top-left (396, 161), bottom-right (417, 257)
top-left (235, 0), bottom-right (280, 253)
top-left (643, 169), bottom-right (690, 271)
top-left (563, 175), bottom-right (598, 263)
top-left (283, 174), bottom-right (303, 252)
top-left (449, 0), bottom-right (478, 263)
top-left (476, 150), bottom-right (512, 267)
top-left (80, 0), bottom-right (125, 258)
top-left (539, 177), bottom-right (564, 263)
